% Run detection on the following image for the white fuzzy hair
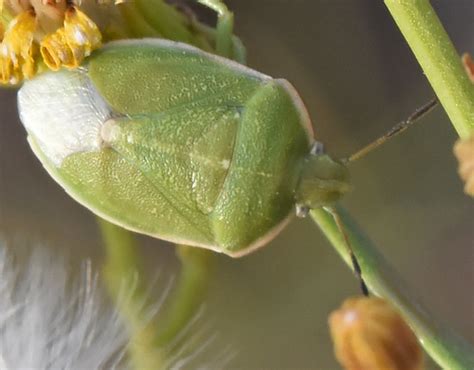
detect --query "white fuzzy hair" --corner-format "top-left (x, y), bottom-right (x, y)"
top-left (0, 244), bottom-right (129, 370)
top-left (0, 241), bottom-right (236, 370)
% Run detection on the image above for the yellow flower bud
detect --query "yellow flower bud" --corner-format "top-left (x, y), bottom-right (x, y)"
top-left (454, 136), bottom-right (474, 196)
top-left (63, 6), bottom-right (102, 58)
top-left (462, 53), bottom-right (474, 83)
top-left (0, 10), bottom-right (37, 84)
top-left (329, 297), bottom-right (424, 370)
top-left (40, 6), bottom-right (101, 70)
top-left (0, 1), bottom-right (104, 84)
top-left (39, 27), bottom-right (73, 70)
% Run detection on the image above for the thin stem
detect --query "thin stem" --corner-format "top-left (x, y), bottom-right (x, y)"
top-left (117, 1), bottom-right (162, 38)
top-left (384, 0), bottom-right (474, 139)
top-left (197, 0), bottom-right (234, 58)
top-left (310, 207), bottom-right (474, 370)
top-left (134, 0), bottom-right (193, 43)
top-left (98, 218), bottom-right (165, 370)
top-left (154, 245), bottom-right (215, 347)
top-left (116, 0), bottom-right (241, 60)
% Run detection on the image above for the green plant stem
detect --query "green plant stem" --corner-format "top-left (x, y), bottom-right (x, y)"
top-left (98, 219), bottom-right (215, 369)
top-left (370, 3), bottom-right (474, 365)
top-left (384, 0), bottom-right (474, 138)
top-left (99, 218), bottom-right (164, 370)
top-left (154, 245), bottom-right (215, 347)
top-left (311, 207), bottom-right (474, 370)
top-left (196, 0), bottom-right (234, 58)
top-left (117, 1), bottom-right (162, 38)
top-left (134, 0), bottom-right (193, 43)
top-left (130, 0), bottom-right (227, 54)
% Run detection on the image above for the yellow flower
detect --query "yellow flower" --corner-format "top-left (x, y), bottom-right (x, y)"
top-left (0, 0), bottom-right (219, 85)
top-left (0, 9), bottom-right (37, 84)
top-left (0, 0), bottom-right (103, 85)
top-left (40, 6), bottom-right (101, 70)
top-left (329, 297), bottom-right (424, 370)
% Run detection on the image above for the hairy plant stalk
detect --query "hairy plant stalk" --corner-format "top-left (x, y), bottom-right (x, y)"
top-left (154, 245), bottom-right (215, 347)
top-left (384, 0), bottom-right (474, 138)
top-left (311, 207), bottom-right (474, 370)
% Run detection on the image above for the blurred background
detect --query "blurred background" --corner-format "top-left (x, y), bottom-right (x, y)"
top-left (0, 0), bottom-right (472, 368)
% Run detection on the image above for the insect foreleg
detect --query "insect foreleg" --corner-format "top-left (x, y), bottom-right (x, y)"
top-left (325, 206), bottom-right (369, 296)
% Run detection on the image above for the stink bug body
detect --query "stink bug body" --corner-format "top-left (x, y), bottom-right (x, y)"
top-left (18, 39), bottom-right (351, 257)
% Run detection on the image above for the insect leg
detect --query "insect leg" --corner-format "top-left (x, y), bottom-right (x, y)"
top-left (311, 140), bottom-right (325, 155)
top-left (196, 0), bottom-right (234, 58)
top-left (325, 206), bottom-right (369, 296)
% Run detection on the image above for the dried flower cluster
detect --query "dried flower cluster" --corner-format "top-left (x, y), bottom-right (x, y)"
top-left (0, 0), bottom-right (103, 84)
top-left (329, 297), bottom-right (424, 370)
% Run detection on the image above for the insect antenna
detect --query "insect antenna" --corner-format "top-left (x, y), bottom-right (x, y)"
top-left (325, 206), bottom-right (369, 296)
top-left (347, 98), bottom-right (438, 163)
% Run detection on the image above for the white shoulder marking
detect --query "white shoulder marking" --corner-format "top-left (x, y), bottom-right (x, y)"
top-left (18, 69), bottom-right (113, 167)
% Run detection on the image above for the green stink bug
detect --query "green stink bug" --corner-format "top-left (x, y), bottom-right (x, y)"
top-left (18, 39), bottom-right (351, 257)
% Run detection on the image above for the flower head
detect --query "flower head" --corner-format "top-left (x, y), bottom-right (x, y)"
top-left (0, 9), bottom-right (37, 84)
top-left (329, 297), bottom-right (424, 370)
top-left (0, 0), bottom-right (106, 84)
top-left (0, 0), bottom-right (231, 85)
top-left (40, 5), bottom-right (101, 70)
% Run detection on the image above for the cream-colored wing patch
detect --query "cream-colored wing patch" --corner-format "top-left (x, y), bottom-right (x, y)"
top-left (18, 69), bottom-right (112, 167)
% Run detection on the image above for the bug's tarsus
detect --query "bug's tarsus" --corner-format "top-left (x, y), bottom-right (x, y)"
top-left (311, 141), bottom-right (325, 155)
top-left (326, 207), bottom-right (369, 296)
top-left (347, 98), bottom-right (438, 163)
top-left (295, 204), bottom-right (310, 218)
